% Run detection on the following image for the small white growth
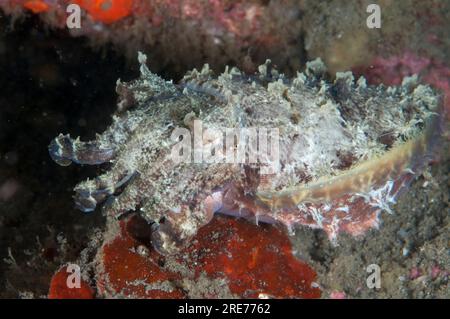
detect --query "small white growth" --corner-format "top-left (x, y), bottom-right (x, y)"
top-left (136, 245), bottom-right (150, 257)
top-left (179, 216), bottom-right (199, 237)
top-left (309, 206), bottom-right (324, 228)
top-left (328, 215), bottom-right (341, 244)
top-left (3, 248), bottom-right (18, 269)
top-left (286, 222), bottom-right (296, 236)
top-left (322, 203), bottom-right (332, 212)
top-left (336, 206), bottom-right (349, 214)
top-left (255, 213), bottom-right (260, 226)
top-left (357, 180), bottom-right (397, 215)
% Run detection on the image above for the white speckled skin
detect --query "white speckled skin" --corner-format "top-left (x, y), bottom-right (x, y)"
top-left (49, 53), bottom-right (441, 253)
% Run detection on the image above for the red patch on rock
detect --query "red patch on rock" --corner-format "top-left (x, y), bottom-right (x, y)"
top-left (23, 0), bottom-right (49, 13)
top-left (48, 266), bottom-right (94, 299)
top-left (96, 217), bottom-right (186, 298)
top-left (97, 215), bottom-right (320, 299)
top-left (74, 0), bottom-right (133, 24)
top-left (185, 216), bottom-right (321, 299)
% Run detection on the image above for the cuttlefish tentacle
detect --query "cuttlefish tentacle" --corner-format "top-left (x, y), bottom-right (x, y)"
top-left (49, 134), bottom-right (116, 166)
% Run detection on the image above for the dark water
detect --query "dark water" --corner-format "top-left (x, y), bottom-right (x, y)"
top-left (0, 15), bottom-right (138, 297)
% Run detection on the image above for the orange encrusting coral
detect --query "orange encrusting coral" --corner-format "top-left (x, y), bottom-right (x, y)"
top-left (48, 266), bottom-right (94, 299)
top-left (23, 0), bottom-right (49, 13)
top-left (90, 216), bottom-right (321, 298)
top-left (9, 0), bottom-right (271, 39)
top-left (11, 0), bottom-right (133, 23)
top-left (96, 217), bottom-right (186, 298)
top-left (73, 0), bottom-right (133, 24)
top-left (186, 217), bottom-right (321, 299)
top-left (96, 215), bottom-right (320, 299)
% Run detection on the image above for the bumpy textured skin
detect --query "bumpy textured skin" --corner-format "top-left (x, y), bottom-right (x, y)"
top-left (49, 53), bottom-right (442, 254)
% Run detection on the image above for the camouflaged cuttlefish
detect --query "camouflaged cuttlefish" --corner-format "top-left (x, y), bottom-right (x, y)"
top-left (49, 53), bottom-right (443, 254)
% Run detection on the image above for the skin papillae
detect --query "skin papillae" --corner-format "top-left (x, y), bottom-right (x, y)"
top-left (257, 113), bottom-right (441, 210)
top-left (49, 53), bottom-right (443, 254)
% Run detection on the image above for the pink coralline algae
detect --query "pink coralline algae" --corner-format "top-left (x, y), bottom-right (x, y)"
top-left (48, 53), bottom-right (444, 254)
top-left (329, 291), bottom-right (346, 299)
